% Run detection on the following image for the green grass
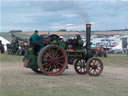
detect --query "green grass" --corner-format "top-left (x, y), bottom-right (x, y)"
top-left (101, 54), bottom-right (128, 67)
top-left (0, 53), bottom-right (23, 63)
top-left (1, 53), bottom-right (128, 66)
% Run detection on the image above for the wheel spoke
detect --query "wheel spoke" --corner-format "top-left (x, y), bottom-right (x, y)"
top-left (42, 59), bottom-right (51, 62)
top-left (81, 68), bottom-right (84, 73)
top-left (58, 59), bottom-right (64, 62)
top-left (42, 62), bottom-right (48, 66)
top-left (92, 70), bottom-right (95, 74)
top-left (89, 64), bottom-right (93, 67)
top-left (77, 67), bottom-right (80, 70)
top-left (79, 68), bottom-right (82, 72)
top-left (96, 68), bottom-right (100, 71)
top-left (42, 55), bottom-right (49, 59)
top-left (95, 61), bottom-right (98, 65)
top-left (48, 64), bottom-right (52, 72)
top-left (83, 68), bottom-right (86, 72)
top-left (53, 63), bottom-right (58, 72)
top-left (55, 63), bottom-right (61, 69)
top-left (89, 68), bottom-right (93, 72)
top-left (78, 60), bottom-right (81, 64)
top-left (44, 63), bottom-right (51, 68)
top-left (54, 48), bottom-right (59, 57)
top-left (56, 51), bottom-right (61, 58)
top-left (97, 66), bottom-right (101, 69)
top-left (51, 64), bottom-right (55, 73)
top-left (51, 49), bottom-right (55, 57)
top-left (90, 62), bottom-right (94, 66)
top-left (79, 60), bottom-right (82, 64)
top-left (93, 60), bottom-right (96, 65)
top-left (96, 69), bottom-right (100, 73)
top-left (57, 62), bottom-right (64, 66)
top-left (94, 70), bottom-right (98, 74)
top-left (49, 48), bottom-right (54, 58)
top-left (97, 63), bottom-right (101, 67)
top-left (57, 56), bottom-right (64, 59)
top-left (78, 67), bottom-right (81, 71)
top-left (45, 52), bottom-right (51, 58)
top-left (82, 68), bottom-right (84, 72)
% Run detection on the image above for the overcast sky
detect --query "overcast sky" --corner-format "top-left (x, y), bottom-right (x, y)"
top-left (1, 0), bottom-right (128, 32)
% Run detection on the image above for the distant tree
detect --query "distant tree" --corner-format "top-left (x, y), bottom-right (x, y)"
top-left (58, 29), bottom-right (67, 32)
top-left (69, 30), bottom-right (73, 32)
top-left (9, 30), bottom-right (23, 33)
top-left (75, 30), bottom-right (79, 32)
top-left (81, 30), bottom-right (85, 32)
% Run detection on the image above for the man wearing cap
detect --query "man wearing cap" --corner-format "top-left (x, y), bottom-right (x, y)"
top-left (29, 30), bottom-right (44, 55)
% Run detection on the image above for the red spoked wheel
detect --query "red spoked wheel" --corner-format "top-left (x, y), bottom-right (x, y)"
top-left (74, 59), bottom-right (87, 75)
top-left (37, 45), bottom-right (68, 75)
top-left (86, 58), bottom-right (103, 76)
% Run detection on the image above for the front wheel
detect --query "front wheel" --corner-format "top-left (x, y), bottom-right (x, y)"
top-left (86, 58), bottom-right (103, 76)
top-left (74, 59), bottom-right (87, 75)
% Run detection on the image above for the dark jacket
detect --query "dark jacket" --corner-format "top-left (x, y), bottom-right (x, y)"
top-left (29, 33), bottom-right (43, 47)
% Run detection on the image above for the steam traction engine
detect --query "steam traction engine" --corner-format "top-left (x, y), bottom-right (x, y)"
top-left (23, 24), bottom-right (103, 76)
top-left (6, 33), bottom-right (26, 55)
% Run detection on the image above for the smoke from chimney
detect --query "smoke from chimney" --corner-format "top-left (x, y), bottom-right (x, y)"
top-left (72, 0), bottom-right (90, 24)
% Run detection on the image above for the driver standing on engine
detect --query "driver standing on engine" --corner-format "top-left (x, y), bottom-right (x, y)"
top-left (29, 30), bottom-right (44, 55)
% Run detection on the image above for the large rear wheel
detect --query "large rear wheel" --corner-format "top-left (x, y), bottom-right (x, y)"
top-left (37, 45), bottom-right (68, 75)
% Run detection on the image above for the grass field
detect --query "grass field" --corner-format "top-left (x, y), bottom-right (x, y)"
top-left (0, 53), bottom-right (128, 96)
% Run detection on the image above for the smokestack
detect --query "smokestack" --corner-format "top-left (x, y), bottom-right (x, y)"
top-left (86, 24), bottom-right (91, 49)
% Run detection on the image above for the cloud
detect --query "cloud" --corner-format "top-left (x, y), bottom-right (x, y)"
top-left (63, 14), bottom-right (77, 17)
top-left (50, 23), bottom-right (85, 30)
top-left (105, 0), bottom-right (128, 2)
top-left (1, 0), bottom-right (128, 32)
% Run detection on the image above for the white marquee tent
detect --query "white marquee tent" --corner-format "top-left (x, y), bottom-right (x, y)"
top-left (0, 36), bottom-right (10, 51)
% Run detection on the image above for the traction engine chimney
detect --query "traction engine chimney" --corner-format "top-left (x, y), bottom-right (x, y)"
top-left (86, 24), bottom-right (91, 50)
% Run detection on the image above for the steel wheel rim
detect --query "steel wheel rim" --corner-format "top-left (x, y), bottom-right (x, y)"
top-left (74, 59), bottom-right (87, 75)
top-left (87, 58), bottom-right (103, 76)
top-left (40, 46), bottom-right (67, 75)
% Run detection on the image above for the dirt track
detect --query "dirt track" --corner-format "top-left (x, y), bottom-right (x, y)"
top-left (1, 62), bottom-right (128, 85)
top-left (1, 57), bottom-right (128, 96)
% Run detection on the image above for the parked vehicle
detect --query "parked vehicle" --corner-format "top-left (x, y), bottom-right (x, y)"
top-left (0, 40), bottom-right (5, 53)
